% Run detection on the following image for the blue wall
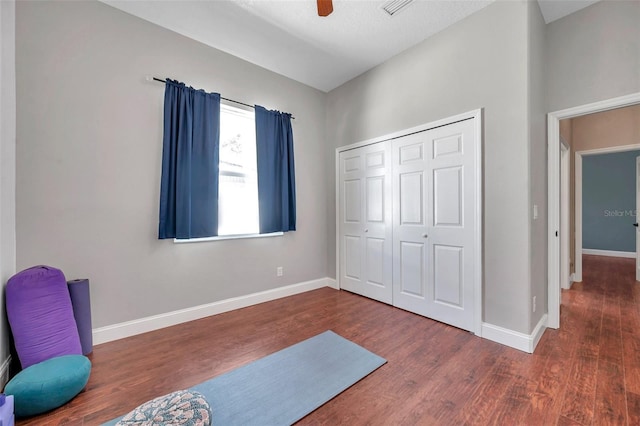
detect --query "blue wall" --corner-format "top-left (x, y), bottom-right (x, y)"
top-left (583, 150), bottom-right (640, 252)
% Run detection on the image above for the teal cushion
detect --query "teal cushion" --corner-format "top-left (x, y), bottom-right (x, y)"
top-left (5, 354), bottom-right (91, 417)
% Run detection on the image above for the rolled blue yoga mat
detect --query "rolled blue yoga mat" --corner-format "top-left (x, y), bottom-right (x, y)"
top-left (68, 279), bottom-right (93, 355)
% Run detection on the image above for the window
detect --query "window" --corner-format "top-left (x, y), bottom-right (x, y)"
top-left (217, 104), bottom-right (260, 236)
top-left (160, 81), bottom-right (295, 242)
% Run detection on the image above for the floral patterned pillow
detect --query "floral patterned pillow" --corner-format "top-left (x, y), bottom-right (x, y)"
top-left (116, 389), bottom-right (212, 426)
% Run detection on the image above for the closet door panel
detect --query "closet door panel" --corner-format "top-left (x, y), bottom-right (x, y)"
top-left (339, 152), bottom-right (364, 293)
top-left (433, 244), bottom-right (463, 307)
top-left (392, 133), bottom-right (431, 315)
top-left (338, 143), bottom-right (392, 304)
top-left (365, 237), bottom-right (385, 286)
top-left (425, 119), bottom-right (477, 331)
top-left (399, 172), bottom-right (424, 225)
top-left (392, 118), bottom-right (477, 332)
top-left (344, 179), bottom-right (361, 223)
top-left (366, 176), bottom-right (385, 223)
top-left (344, 235), bottom-right (362, 281)
top-left (433, 166), bottom-right (462, 227)
top-left (399, 241), bottom-right (425, 297)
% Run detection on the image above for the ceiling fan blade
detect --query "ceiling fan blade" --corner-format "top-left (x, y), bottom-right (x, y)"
top-left (317, 0), bottom-right (333, 17)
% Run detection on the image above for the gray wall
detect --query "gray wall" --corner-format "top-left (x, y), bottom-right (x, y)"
top-left (582, 150), bottom-right (640, 252)
top-left (327, 1), bottom-right (533, 333)
top-left (15, 1), bottom-right (328, 328)
top-left (0, 0), bottom-right (16, 381)
top-left (546, 0), bottom-right (640, 112)
top-left (527, 0), bottom-right (547, 330)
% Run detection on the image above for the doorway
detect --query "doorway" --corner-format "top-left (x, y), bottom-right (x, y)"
top-left (547, 92), bottom-right (640, 329)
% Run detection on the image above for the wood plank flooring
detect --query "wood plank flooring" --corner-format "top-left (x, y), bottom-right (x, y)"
top-left (14, 254), bottom-right (640, 425)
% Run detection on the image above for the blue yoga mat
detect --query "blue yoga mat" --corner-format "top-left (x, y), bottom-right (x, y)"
top-left (68, 279), bottom-right (93, 355)
top-left (104, 330), bottom-right (386, 425)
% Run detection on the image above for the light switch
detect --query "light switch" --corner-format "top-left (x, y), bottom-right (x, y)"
top-left (533, 204), bottom-right (539, 220)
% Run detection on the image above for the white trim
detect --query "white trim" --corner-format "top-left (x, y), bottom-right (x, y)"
top-left (335, 109), bottom-right (483, 336)
top-left (575, 153), bottom-right (583, 282)
top-left (473, 110), bottom-right (484, 336)
top-left (335, 148), bottom-right (340, 291)
top-left (547, 110), bottom-right (561, 328)
top-left (560, 144), bottom-right (570, 290)
top-left (547, 92), bottom-right (640, 331)
top-left (93, 277), bottom-right (336, 345)
top-left (532, 314), bottom-right (548, 352)
top-left (174, 232), bottom-right (283, 243)
top-left (582, 249), bottom-right (636, 258)
top-left (0, 355), bottom-right (11, 388)
top-left (481, 314), bottom-right (547, 354)
top-left (336, 109), bottom-right (481, 153)
top-left (578, 145), bottom-right (640, 157)
top-left (325, 277), bottom-right (338, 289)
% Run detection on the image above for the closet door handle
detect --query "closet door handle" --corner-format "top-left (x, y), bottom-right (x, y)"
top-left (423, 233), bottom-right (429, 238)
top-left (364, 228), bottom-right (369, 233)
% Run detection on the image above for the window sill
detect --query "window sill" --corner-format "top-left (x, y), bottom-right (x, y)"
top-left (174, 232), bottom-right (283, 243)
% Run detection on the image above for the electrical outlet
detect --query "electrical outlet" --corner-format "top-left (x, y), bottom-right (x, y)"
top-left (533, 296), bottom-right (537, 313)
top-left (276, 267), bottom-right (283, 277)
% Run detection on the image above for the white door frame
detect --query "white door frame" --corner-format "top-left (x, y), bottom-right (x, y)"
top-left (574, 144), bottom-right (640, 281)
top-left (336, 109), bottom-right (483, 336)
top-left (547, 92), bottom-right (640, 329)
top-left (560, 139), bottom-right (570, 290)
top-left (637, 157), bottom-right (640, 281)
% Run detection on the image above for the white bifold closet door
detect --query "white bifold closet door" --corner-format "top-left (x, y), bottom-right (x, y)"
top-left (392, 118), bottom-right (477, 332)
top-left (338, 117), bottom-right (478, 332)
top-left (338, 142), bottom-right (393, 304)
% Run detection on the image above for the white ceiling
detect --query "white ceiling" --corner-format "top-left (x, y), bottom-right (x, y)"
top-left (102, 0), bottom-right (601, 93)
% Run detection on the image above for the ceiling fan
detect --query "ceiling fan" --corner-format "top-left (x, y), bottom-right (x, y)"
top-left (317, 0), bottom-right (333, 16)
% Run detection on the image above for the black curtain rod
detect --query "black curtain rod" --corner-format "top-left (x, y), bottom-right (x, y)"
top-left (153, 77), bottom-right (294, 119)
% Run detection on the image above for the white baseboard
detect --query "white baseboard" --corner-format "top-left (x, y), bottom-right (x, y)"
top-left (562, 273), bottom-right (575, 290)
top-left (93, 277), bottom-right (336, 345)
top-left (532, 314), bottom-right (548, 351)
top-left (481, 314), bottom-right (548, 353)
top-left (561, 274), bottom-right (571, 290)
top-left (582, 249), bottom-right (636, 259)
top-left (0, 355), bottom-right (11, 388)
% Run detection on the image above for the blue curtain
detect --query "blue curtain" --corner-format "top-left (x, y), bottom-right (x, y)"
top-left (255, 106), bottom-right (296, 233)
top-left (159, 80), bottom-right (221, 239)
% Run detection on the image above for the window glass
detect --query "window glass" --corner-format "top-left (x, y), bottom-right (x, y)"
top-left (218, 104), bottom-right (259, 236)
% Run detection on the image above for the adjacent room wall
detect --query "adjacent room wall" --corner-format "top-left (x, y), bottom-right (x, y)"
top-left (582, 150), bottom-right (640, 253)
top-left (546, 0), bottom-right (640, 112)
top-left (573, 105), bottom-right (640, 152)
top-left (15, 0), bottom-right (328, 329)
top-left (0, 0), bottom-right (16, 385)
top-left (559, 119), bottom-right (572, 146)
top-left (327, 1), bottom-right (533, 334)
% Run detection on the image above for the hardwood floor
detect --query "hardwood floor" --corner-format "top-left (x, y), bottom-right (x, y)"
top-left (15, 254), bottom-right (640, 425)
